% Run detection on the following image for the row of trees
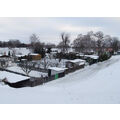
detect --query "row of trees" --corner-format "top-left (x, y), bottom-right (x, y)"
top-left (0, 31), bottom-right (119, 56)
top-left (0, 39), bottom-right (28, 48)
top-left (57, 31), bottom-right (120, 55)
top-left (29, 34), bottom-right (57, 58)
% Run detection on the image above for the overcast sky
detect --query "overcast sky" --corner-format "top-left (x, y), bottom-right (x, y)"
top-left (0, 17), bottom-right (120, 44)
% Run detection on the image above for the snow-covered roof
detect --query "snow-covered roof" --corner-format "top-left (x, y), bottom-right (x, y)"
top-left (16, 55), bottom-right (25, 57)
top-left (29, 53), bottom-right (40, 56)
top-left (78, 54), bottom-right (99, 59)
top-left (51, 48), bottom-right (58, 51)
top-left (67, 59), bottom-right (85, 63)
top-left (21, 59), bottom-right (27, 61)
top-left (0, 71), bottom-right (29, 83)
top-left (79, 62), bottom-right (85, 65)
top-left (76, 53), bottom-right (84, 56)
top-left (85, 55), bottom-right (99, 59)
top-left (48, 67), bottom-right (67, 71)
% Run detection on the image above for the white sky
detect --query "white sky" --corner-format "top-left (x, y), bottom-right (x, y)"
top-left (0, 17), bottom-right (120, 44)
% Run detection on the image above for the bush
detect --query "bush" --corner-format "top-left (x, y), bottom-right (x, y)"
top-left (56, 52), bottom-right (77, 60)
top-left (34, 48), bottom-right (45, 58)
top-left (99, 52), bottom-right (111, 62)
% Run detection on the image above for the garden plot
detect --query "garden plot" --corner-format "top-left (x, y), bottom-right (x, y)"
top-left (7, 65), bottom-right (47, 77)
top-left (33, 58), bottom-right (69, 68)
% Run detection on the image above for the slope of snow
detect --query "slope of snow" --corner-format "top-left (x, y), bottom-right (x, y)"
top-left (0, 55), bottom-right (120, 104)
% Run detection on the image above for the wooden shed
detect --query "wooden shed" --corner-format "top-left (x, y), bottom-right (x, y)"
top-left (29, 53), bottom-right (41, 60)
top-left (48, 67), bottom-right (67, 78)
top-left (84, 55), bottom-right (99, 65)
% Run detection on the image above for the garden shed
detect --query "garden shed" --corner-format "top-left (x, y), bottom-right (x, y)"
top-left (29, 53), bottom-right (41, 60)
top-left (84, 55), bottom-right (99, 65)
top-left (66, 59), bottom-right (85, 68)
top-left (48, 67), bottom-right (67, 78)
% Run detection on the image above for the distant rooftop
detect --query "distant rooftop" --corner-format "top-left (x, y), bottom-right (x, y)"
top-left (67, 59), bottom-right (85, 63)
top-left (48, 67), bottom-right (67, 71)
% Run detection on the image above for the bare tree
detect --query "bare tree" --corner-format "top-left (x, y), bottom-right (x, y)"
top-left (73, 34), bottom-right (85, 53)
top-left (111, 37), bottom-right (120, 52)
top-left (103, 35), bottom-right (113, 48)
top-left (95, 31), bottom-right (104, 55)
top-left (0, 59), bottom-right (9, 69)
top-left (43, 55), bottom-right (50, 69)
top-left (73, 31), bottom-right (94, 53)
top-left (29, 34), bottom-right (45, 57)
top-left (58, 33), bottom-right (70, 53)
top-left (73, 31), bottom-right (120, 55)
top-left (30, 34), bottom-right (40, 48)
top-left (19, 60), bottom-right (32, 76)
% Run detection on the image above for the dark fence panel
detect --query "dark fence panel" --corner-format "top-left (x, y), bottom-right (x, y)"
top-left (29, 72), bottom-right (65, 87)
top-left (1, 64), bottom-right (85, 88)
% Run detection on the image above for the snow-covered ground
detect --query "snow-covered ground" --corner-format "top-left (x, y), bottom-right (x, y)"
top-left (0, 47), bottom-right (31, 55)
top-left (0, 55), bottom-right (120, 104)
top-left (7, 65), bottom-right (47, 78)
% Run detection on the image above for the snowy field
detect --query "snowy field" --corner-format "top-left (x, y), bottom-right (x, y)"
top-left (0, 55), bottom-right (120, 104)
top-left (0, 47), bottom-right (31, 55)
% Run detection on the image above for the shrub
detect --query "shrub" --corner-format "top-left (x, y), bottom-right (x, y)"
top-left (99, 52), bottom-right (111, 62)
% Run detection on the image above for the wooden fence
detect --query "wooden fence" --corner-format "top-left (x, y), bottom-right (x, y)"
top-left (0, 63), bottom-right (85, 88)
top-left (30, 72), bottom-right (65, 87)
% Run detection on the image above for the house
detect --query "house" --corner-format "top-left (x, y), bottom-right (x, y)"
top-left (16, 53), bottom-right (42, 61)
top-left (48, 67), bottom-right (67, 78)
top-left (66, 59), bottom-right (85, 69)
